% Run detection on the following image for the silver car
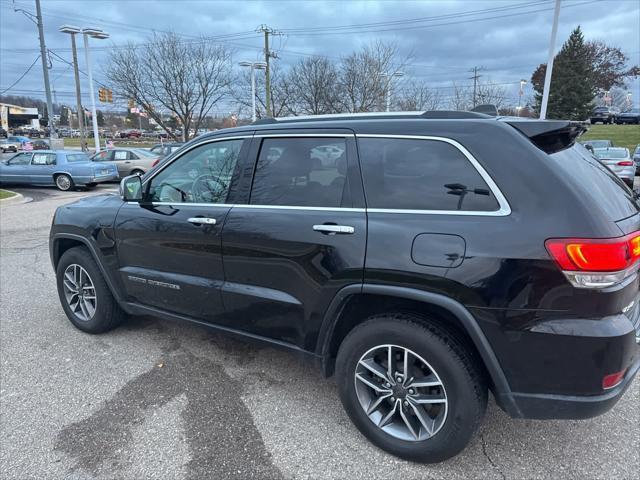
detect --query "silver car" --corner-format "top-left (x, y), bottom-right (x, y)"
top-left (593, 147), bottom-right (634, 188)
top-left (90, 147), bottom-right (160, 178)
top-left (633, 144), bottom-right (640, 174)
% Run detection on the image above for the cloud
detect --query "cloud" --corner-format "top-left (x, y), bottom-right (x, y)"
top-left (1, 0), bottom-right (638, 111)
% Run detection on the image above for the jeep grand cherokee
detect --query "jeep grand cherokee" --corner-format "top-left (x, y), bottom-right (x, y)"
top-left (50, 111), bottom-right (640, 463)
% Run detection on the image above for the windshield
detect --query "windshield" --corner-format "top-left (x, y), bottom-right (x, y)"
top-left (66, 153), bottom-right (91, 163)
top-left (584, 140), bottom-right (611, 149)
top-left (624, 108), bottom-right (640, 113)
top-left (550, 144), bottom-right (638, 220)
top-left (594, 149), bottom-right (629, 159)
top-left (134, 149), bottom-right (156, 157)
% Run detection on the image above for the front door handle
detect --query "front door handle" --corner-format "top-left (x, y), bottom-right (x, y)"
top-left (188, 217), bottom-right (217, 225)
top-left (313, 224), bottom-right (355, 235)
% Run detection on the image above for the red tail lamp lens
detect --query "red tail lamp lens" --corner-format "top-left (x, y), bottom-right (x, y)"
top-left (617, 161), bottom-right (634, 166)
top-left (546, 233), bottom-right (640, 272)
top-left (602, 369), bottom-right (626, 390)
top-left (151, 159), bottom-right (159, 167)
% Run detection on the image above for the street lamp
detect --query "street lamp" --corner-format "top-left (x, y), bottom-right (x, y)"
top-left (239, 61), bottom-right (267, 122)
top-left (378, 72), bottom-right (404, 112)
top-left (517, 79), bottom-right (527, 116)
top-left (59, 25), bottom-right (87, 151)
top-left (82, 27), bottom-right (109, 153)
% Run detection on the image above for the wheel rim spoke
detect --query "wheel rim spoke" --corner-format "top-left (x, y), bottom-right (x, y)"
top-left (354, 344), bottom-right (448, 442)
top-left (62, 264), bottom-right (97, 322)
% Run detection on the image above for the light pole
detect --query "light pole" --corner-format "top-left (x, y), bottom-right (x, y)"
top-left (82, 27), bottom-right (109, 153)
top-left (517, 79), bottom-right (527, 116)
top-left (239, 61), bottom-right (267, 122)
top-left (59, 25), bottom-right (87, 151)
top-left (378, 72), bottom-right (404, 112)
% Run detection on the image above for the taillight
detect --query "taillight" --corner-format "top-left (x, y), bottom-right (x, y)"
top-left (545, 232), bottom-right (640, 288)
top-left (602, 369), bottom-right (627, 390)
top-left (617, 160), bottom-right (633, 166)
top-left (151, 159), bottom-right (159, 167)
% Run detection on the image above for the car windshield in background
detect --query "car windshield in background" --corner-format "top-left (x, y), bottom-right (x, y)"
top-left (66, 153), bottom-right (90, 162)
top-left (585, 140), bottom-right (610, 149)
top-left (594, 149), bottom-right (629, 159)
top-left (134, 149), bottom-right (156, 157)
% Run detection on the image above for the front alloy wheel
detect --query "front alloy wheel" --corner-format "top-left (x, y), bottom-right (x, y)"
top-left (62, 264), bottom-right (97, 321)
top-left (355, 344), bottom-right (447, 441)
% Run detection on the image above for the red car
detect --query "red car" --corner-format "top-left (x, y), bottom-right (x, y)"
top-left (119, 129), bottom-right (142, 139)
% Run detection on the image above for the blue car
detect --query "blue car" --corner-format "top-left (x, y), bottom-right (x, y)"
top-left (0, 150), bottom-right (118, 191)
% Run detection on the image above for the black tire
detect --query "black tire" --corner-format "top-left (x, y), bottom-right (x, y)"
top-left (130, 169), bottom-right (145, 176)
top-left (54, 173), bottom-right (74, 191)
top-left (85, 182), bottom-right (97, 188)
top-left (56, 246), bottom-right (126, 333)
top-left (335, 314), bottom-right (487, 463)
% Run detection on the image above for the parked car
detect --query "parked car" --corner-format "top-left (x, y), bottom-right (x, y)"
top-left (632, 144), bottom-right (640, 174)
top-left (3, 135), bottom-right (31, 151)
top-left (593, 147), bottom-right (634, 187)
top-left (0, 150), bottom-right (118, 190)
top-left (590, 106), bottom-right (616, 124)
top-left (31, 139), bottom-right (50, 150)
top-left (119, 129), bottom-right (142, 139)
top-left (0, 138), bottom-right (20, 153)
top-left (149, 142), bottom-right (184, 158)
top-left (90, 147), bottom-right (160, 178)
top-left (49, 112), bottom-right (640, 463)
top-left (615, 108), bottom-right (640, 124)
top-left (581, 139), bottom-right (614, 150)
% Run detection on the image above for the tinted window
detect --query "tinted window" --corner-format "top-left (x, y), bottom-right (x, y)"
top-left (250, 137), bottom-right (348, 207)
top-left (66, 154), bottom-right (90, 163)
top-left (550, 143), bottom-right (638, 219)
top-left (594, 149), bottom-right (629, 159)
top-left (147, 139), bottom-right (243, 203)
top-left (358, 138), bottom-right (499, 211)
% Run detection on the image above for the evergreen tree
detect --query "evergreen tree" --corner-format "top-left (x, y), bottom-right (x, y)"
top-left (59, 107), bottom-right (69, 126)
top-left (97, 110), bottom-right (105, 127)
top-left (531, 26), bottom-right (595, 120)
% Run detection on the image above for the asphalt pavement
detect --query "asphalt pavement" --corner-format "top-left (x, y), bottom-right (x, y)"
top-left (0, 185), bottom-right (639, 480)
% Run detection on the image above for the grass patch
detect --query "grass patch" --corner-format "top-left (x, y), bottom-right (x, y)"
top-left (0, 189), bottom-right (17, 200)
top-left (581, 124), bottom-right (640, 152)
top-left (63, 138), bottom-right (157, 149)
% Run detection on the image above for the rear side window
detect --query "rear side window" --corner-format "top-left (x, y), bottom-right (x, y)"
top-left (357, 137), bottom-right (499, 212)
top-left (550, 143), bottom-right (638, 219)
top-left (66, 154), bottom-right (90, 163)
top-left (250, 137), bottom-right (349, 207)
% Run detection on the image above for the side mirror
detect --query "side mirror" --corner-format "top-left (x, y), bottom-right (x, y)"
top-left (119, 174), bottom-right (143, 202)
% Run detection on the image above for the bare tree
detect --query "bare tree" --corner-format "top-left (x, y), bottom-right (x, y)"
top-left (475, 80), bottom-right (508, 110)
top-left (106, 32), bottom-right (233, 141)
top-left (395, 79), bottom-right (442, 111)
top-left (336, 41), bottom-right (406, 112)
top-left (448, 82), bottom-right (471, 110)
top-left (287, 57), bottom-right (339, 115)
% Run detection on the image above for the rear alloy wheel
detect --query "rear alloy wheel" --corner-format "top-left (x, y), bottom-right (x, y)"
top-left (55, 174), bottom-right (74, 191)
top-left (336, 314), bottom-right (487, 463)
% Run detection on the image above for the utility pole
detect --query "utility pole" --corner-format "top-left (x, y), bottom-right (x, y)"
top-left (257, 25), bottom-right (279, 117)
top-left (540, 0), bottom-right (561, 120)
top-left (60, 27), bottom-right (87, 151)
top-left (469, 66), bottom-right (483, 108)
top-left (34, 0), bottom-right (56, 138)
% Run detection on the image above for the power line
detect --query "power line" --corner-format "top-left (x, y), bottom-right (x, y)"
top-left (0, 55), bottom-right (41, 94)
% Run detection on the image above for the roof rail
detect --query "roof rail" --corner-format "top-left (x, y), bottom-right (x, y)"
top-left (252, 110), bottom-right (489, 124)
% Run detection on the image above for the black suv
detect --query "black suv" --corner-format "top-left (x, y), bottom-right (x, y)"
top-left (50, 112), bottom-right (640, 463)
top-left (590, 106), bottom-right (616, 124)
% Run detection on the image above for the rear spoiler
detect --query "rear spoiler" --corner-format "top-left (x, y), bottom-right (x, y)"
top-left (501, 119), bottom-right (588, 154)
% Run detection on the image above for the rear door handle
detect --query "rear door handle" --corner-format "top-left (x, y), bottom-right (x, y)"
top-left (188, 217), bottom-right (217, 225)
top-left (313, 224), bottom-right (354, 234)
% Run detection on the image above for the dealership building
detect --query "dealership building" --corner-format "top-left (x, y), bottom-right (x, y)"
top-left (0, 103), bottom-right (40, 130)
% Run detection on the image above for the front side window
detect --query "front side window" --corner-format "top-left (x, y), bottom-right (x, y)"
top-left (92, 151), bottom-right (113, 162)
top-left (8, 153), bottom-right (32, 165)
top-left (358, 137), bottom-right (499, 212)
top-left (32, 153), bottom-right (56, 165)
top-left (147, 139), bottom-right (243, 203)
top-left (250, 137), bottom-right (348, 207)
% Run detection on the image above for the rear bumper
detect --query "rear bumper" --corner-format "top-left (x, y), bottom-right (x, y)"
top-left (511, 353), bottom-right (640, 419)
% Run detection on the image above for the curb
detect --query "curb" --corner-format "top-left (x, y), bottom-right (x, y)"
top-left (0, 191), bottom-right (29, 207)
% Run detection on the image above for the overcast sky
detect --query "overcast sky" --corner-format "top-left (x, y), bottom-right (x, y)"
top-left (1, 0), bottom-right (638, 115)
